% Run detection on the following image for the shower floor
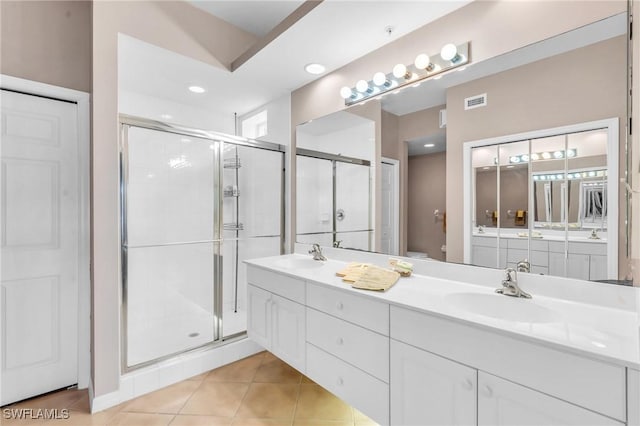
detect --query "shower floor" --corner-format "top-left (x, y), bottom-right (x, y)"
top-left (127, 304), bottom-right (248, 367)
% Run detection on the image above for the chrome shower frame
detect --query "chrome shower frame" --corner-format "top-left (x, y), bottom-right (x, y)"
top-left (119, 114), bottom-right (285, 372)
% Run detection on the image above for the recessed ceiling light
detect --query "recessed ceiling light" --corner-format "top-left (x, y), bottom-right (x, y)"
top-left (188, 85), bottom-right (206, 94)
top-left (305, 63), bottom-right (325, 75)
top-left (160, 114), bottom-right (173, 119)
top-left (424, 143), bottom-right (435, 148)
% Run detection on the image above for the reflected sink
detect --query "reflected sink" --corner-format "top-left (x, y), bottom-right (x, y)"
top-left (275, 256), bottom-right (326, 270)
top-left (445, 292), bottom-right (561, 323)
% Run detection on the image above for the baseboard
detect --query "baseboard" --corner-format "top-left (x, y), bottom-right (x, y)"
top-left (90, 337), bottom-right (263, 413)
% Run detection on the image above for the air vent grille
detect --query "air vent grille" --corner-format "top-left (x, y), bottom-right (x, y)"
top-left (464, 93), bottom-right (487, 110)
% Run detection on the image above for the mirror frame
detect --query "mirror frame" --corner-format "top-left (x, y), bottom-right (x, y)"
top-left (463, 117), bottom-right (619, 278)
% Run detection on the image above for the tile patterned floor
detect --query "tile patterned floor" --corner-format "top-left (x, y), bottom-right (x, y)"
top-left (2, 351), bottom-right (378, 426)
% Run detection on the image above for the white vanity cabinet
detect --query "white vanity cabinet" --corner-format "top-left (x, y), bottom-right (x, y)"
top-left (246, 268), bottom-right (306, 372)
top-left (390, 339), bottom-right (476, 426)
top-left (478, 372), bottom-right (621, 426)
top-left (305, 283), bottom-right (390, 425)
top-left (390, 305), bottom-right (626, 426)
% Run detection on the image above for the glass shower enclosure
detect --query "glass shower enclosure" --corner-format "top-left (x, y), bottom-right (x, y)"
top-left (120, 115), bottom-right (284, 370)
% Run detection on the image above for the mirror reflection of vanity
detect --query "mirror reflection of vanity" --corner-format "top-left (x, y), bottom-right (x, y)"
top-left (293, 8), bottom-right (628, 283)
top-left (464, 122), bottom-right (617, 280)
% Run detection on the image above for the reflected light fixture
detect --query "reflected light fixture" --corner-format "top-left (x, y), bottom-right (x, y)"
top-left (160, 113), bottom-right (173, 120)
top-left (305, 63), bottom-right (326, 75)
top-left (424, 143), bottom-right (435, 148)
top-left (188, 85), bottom-right (206, 93)
top-left (340, 42), bottom-right (469, 106)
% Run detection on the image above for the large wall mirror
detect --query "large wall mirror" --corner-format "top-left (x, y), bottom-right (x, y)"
top-left (294, 9), bottom-right (628, 283)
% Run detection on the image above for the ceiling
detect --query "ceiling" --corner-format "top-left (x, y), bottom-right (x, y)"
top-left (188, 1), bottom-right (305, 37)
top-left (118, 1), bottom-right (472, 121)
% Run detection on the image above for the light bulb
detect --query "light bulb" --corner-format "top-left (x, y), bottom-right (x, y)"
top-left (553, 151), bottom-right (564, 159)
top-left (510, 156), bottom-right (520, 163)
top-left (414, 53), bottom-right (431, 70)
top-left (373, 72), bottom-right (387, 86)
top-left (393, 63), bottom-right (408, 79)
top-left (521, 154), bottom-right (529, 162)
top-left (541, 152), bottom-right (551, 160)
top-left (531, 153), bottom-right (540, 161)
top-left (567, 149), bottom-right (576, 158)
top-left (340, 86), bottom-right (353, 99)
top-left (356, 79), bottom-right (370, 93)
top-left (441, 43), bottom-right (458, 61)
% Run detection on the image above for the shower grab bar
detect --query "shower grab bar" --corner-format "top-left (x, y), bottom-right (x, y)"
top-left (124, 239), bottom-right (223, 249)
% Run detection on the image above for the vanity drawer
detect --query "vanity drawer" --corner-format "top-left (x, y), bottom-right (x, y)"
top-left (390, 306), bottom-right (626, 421)
top-left (473, 236), bottom-right (497, 248)
top-left (306, 283), bottom-right (389, 335)
top-left (307, 308), bottom-right (389, 382)
top-left (306, 343), bottom-right (389, 426)
top-left (247, 266), bottom-right (305, 304)
top-left (569, 241), bottom-right (607, 256)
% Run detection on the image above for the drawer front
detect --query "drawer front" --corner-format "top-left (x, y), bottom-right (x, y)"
top-left (306, 283), bottom-right (389, 335)
top-left (507, 248), bottom-right (528, 264)
top-left (390, 306), bottom-right (626, 421)
top-left (569, 241), bottom-right (607, 256)
top-left (548, 241), bottom-right (566, 253)
top-left (307, 308), bottom-right (389, 382)
top-left (507, 238), bottom-right (528, 250)
top-left (530, 239), bottom-right (549, 251)
top-left (529, 250), bottom-right (548, 267)
top-left (473, 236), bottom-right (498, 248)
top-left (247, 266), bottom-right (305, 304)
top-left (306, 343), bottom-right (389, 426)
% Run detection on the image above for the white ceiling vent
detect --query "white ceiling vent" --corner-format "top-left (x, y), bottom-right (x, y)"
top-left (464, 93), bottom-right (487, 110)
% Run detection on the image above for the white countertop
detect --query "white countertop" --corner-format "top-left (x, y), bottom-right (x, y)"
top-left (473, 231), bottom-right (607, 243)
top-left (245, 252), bottom-right (640, 369)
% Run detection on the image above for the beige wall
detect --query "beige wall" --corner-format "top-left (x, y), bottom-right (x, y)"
top-left (446, 35), bottom-right (627, 277)
top-left (1, 0), bottom-right (92, 92)
top-left (92, 1), bottom-right (255, 398)
top-left (408, 152), bottom-right (447, 260)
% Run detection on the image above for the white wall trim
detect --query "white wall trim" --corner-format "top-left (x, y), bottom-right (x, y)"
top-left (0, 75), bottom-right (92, 391)
top-left (91, 338), bottom-right (263, 413)
top-left (382, 157), bottom-right (400, 255)
top-left (463, 118), bottom-right (619, 279)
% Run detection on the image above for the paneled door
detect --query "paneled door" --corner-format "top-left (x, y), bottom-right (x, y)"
top-left (1, 90), bottom-right (79, 405)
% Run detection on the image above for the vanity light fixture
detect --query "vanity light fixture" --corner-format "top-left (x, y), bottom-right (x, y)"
top-left (508, 149), bottom-right (577, 164)
top-left (305, 63), bottom-right (326, 75)
top-left (188, 85), bottom-right (206, 94)
top-left (533, 169), bottom-right (606, 181)
top-left (340, 42), bottom-right (470, 106)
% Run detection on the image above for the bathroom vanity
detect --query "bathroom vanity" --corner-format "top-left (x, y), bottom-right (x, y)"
top-left (245, 246), bottom-right (639, 426)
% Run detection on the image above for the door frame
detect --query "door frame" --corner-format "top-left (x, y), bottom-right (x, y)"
top-left (381, 157), bottom-right (400, 255)
top-left (0, 75), bottom-right (91, 391)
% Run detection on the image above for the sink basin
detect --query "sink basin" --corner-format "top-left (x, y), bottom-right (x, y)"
top-left (445, 292), bottom-right (561, 323)
top-left (275, 256), bottom-right (326, 270)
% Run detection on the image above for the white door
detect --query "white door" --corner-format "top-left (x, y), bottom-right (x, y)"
top-left (381, 160), bottom-right (398, 255)
top-left (1, 90), bottom-right (79, 405)
top-left (390, 340), bottom-right (476, 426)
top-left (478, 372), bottom-right (621, 426)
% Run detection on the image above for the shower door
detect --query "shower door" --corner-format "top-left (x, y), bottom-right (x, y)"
top-left (335, 161), bottom-right (372, 250)
top-left (121, 125), bottom-right (221, 369)
top-left (222, 143), bottom-right (284, 338)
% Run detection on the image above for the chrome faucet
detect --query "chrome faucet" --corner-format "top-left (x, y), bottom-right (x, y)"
top-left (516, 259), bottom-right (531, 273)
top-left (496, 268), bottom-right (532, 298)
top-left (309, 244), bottom-right (327, 261)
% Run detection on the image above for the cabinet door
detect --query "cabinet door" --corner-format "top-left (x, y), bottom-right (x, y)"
top-left (566, 253), bottom-right (590, 280)
top-left (472, 245), bottom-right (499, 268)
top-left (478, 372), bottom-right (622, 426)
top-left (271, 294), bottom-right (306, 372)
top-left (589, 255), bottom-right (607, 281)
top-left (247, 284), bottom-right (271, 350)
top-left (390, 340), bottom-right (476, 426)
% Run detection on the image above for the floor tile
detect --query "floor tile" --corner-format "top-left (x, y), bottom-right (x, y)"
top-left (352, 408), bottom-right (377, 426)
top-left (292, 421), bottom-right (353, 426)
top-left (106, 412), bottom-right (174, 426)
top-left (205, 353), bottom-right (264, 383)
top-left (67, 392), bottom-right (91, 413)
top-left (299, 376), bottom-right (315, 385)
top-left (7, 388), bottom-right (86, 411)
top-left (179, 382), bottom-right (249, 417)
top-left (169, 414), bottom-right (232, 425)
top-left (122, 380), bottom-right (201, 414)
top-left (253, 358), bottom-right (302, 384)
top-left (294, 385), bottom-right (352, 421)
top-left (235, 383), bottom-right (298, 419)
top-left (231, 419), bottom-right (292, 426)
top-left (184, 373), bottom-right (209, 382)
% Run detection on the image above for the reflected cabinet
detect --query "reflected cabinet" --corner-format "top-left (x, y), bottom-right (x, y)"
top-left (464, 119), bottom-right (618, 280)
